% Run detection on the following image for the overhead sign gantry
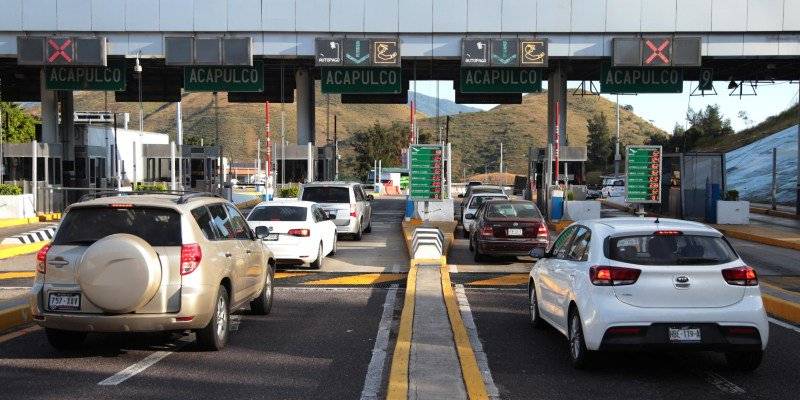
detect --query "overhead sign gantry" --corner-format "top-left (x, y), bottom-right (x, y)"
top-left (316, 38), bottom-right (402, 94)
top-left (459, 38), bottom-right (547, 94)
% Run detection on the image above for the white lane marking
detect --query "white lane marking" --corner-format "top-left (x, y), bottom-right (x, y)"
top-left (0, 326), bottom-right (40, 344)
top-left (698, 370), bottom-right (746, 394)
top-left (0, 287), bottom-right (34, 290)
top-left (359, 284), bottom-right (399, 400)
top-left (769, 317), bottom-right (800, 333)
top-left (455, 284), bottom-right (500, 399)
top-left (98, 340), bottom-right (189, 386)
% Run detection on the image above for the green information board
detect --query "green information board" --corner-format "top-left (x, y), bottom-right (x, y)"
top-left (409, 145), bottom-right (445, 201)
top-left (600, 63), bottom-right (683, 94)
top-left (45, 60), bottom-right (126, 91)
top-left (321, 67), bottom-right (402, 94)
top-left (183, 60), bottom-right (264, 92)
top-left (459, 68), bottom-right (542, 93)
top-left (625, 145), bottom-right (662, 203)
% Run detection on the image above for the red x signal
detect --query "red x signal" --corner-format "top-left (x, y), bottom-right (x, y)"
top-left (644, 39), bottom-right (670, 65)
top-left (47, 39), bottom-right (73, 63)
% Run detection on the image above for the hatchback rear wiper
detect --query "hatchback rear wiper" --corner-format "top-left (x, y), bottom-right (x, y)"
top-left (676, 257), bottom-right (722, 265)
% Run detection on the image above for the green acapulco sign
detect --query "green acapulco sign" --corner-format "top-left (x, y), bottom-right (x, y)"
top-left (459, 68), bottom-right (542, 93)
top-left (625, 145), bottom-right (662, 204)
top-left (600, 63), bottom-right (683, 94)
top-left (321, 68), bottom-right (402, 94)
top-left (184, 60), bottom-right (264, 92)
top-left (45, 60), bottom-right (126, 91)
top-left (409, 145), bottom-right (445, 200)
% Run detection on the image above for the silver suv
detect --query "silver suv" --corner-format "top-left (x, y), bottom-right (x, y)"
top-left (299, 182), bottom-right (373, 240)
top-left (30, 192), bottom-right (275, 351)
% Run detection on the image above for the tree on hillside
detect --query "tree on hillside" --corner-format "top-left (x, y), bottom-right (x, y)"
top-left (690, 104), bottom-right (734, 139)
top-left (586, 112), bottom-right (612, 172)
top-left (348, 122), bottom-right (411, 180)
top-left (0, 102), bottom-right (38, 143)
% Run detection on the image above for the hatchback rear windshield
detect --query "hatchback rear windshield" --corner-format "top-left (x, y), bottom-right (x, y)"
top-left (54, 206), bottom-right (182, 246)
top-left (485, 203), bottom-right (543, 219)
top-left (248, 206), bottom-right (307, 222)
top-left (606, 234), bottom-right (738, 265)
top-left (301, 187), bottom-right (350, 203)
top-left (468, 195), bottom-right (506, 208)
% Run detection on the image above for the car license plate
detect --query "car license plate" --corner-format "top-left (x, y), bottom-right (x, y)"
top-left (668, 327), bottom-right (701, 342)
top-left (508, 228), bottom-right (523, 236)
top-left (265, 233), bottom-right (279, 241)
top-left (48, 293), bottom-right (80, 311)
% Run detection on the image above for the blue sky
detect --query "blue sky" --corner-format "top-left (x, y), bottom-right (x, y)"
top-left (412, 80), bottom-right (800, 133)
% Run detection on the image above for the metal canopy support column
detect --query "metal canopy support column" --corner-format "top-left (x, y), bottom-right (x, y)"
top-left (39, 70), bottom-right (58, 145)
top-left (296, 68), bottom-right (315, 145)
top-left (60, 91), bottom-right (76, 185)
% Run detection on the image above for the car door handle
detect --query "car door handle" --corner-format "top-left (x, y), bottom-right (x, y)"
top-left (224, 252), bottom-right (232, 258)
top-left (48, 259), bottom-right (69, 266)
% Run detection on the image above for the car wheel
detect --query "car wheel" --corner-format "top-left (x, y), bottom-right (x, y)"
top-left (250, 267), bottom-right (274, 315)
top-left (45, 328), bottom-right (87, 350)
top-left (310, 243), bottom-right (324, 269)
top-left (468, 236), bottom-right (474, 251)
top-left (354, 221), bottom-right (363, 241)
top-left (196, 285), bottom-right (230, 351)
top-left (463, 228), bottom-right (470, 239)
top-left (568, 309), bottom-right (593, 369)
top-left (364, 221), bottom-right (372, 234)
top-left (331, 238), bottom-right (338, 256)
top-left (473, 242), bottom-right (485, 262)
top-left (528, 283), bottom-right (544, 329)
top-left (725, 350), bottom-right (763, 371)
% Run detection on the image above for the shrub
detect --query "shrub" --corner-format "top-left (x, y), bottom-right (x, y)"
top-left (279, 185), bottom-right (300, 198)
top-left (725, 190), bottom-right (739, 201)
top-left (0, 184), bottom-right (22, 195)
top-left (135, 182), bottom-right (169, 192)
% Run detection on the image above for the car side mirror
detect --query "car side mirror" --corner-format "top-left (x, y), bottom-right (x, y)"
top-left (529, 247), bottom-right (546, 259)
top-left (367, 194), bottom-right (374, 201)
top-left (465, 213), bottom-right (475, 220)
top-left (254, 226), bottom-right (272, 239)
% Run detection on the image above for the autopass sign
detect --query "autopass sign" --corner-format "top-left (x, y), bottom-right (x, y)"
top-left (625, 145), bottom-right (662, 204)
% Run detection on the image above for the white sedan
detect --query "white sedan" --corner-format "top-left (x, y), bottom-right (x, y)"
top-left (528, 217), bottom-right (768, 371)
top-left (246, 200), bottom-right (337, 269)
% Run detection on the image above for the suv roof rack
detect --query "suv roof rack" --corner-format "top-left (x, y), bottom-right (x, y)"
top-left (78, 190), bottom-right (223, 204)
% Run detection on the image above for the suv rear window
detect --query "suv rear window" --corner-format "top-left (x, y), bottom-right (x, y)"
top-left (606, 234), bottom-right (738, 266)
top-left (248, 206), bottom-right (307, 222)
top-left (54, 206), bottom-right (182, 246)
top-left (301, 187), bottom-right (350, 203)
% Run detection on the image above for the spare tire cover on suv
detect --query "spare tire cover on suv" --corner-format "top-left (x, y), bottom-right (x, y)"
top-left (76, 233), bottom-right (162, 314)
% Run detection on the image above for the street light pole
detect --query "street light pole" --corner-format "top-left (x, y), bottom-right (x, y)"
top-left (614, 94), bottom-right (621, 176)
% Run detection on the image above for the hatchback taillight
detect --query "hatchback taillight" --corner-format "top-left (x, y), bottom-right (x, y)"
top-left (180, 244), bottom-right (202, 275)
top-left (36, 244), bottom-right (51, 274)
top-left (589, 266), bottom-right (641, 286)
top-left (480, 226), bottom-right (493, 237)
top-left (536, 225), bottom-right (548, 239)
top-left (722, 266), bottom-right (758, 286)
top-left (288, 228), bottom-right (311, 237)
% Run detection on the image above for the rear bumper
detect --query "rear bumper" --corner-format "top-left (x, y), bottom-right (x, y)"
top-left (477, 239), bottom-right (546, 256)
top-left (266, 240), bottom-right (317, 262)
top-left (598, 323), bottom-right (763, 352)
top-left (335, 217), bottom-right (359, 234)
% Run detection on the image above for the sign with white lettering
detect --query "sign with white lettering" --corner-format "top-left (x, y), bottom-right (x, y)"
top-left (321, 68), bottom-right (402, 94)
top-left (45, 59), bottom-right (125, 91)
top-left (461, 39), bottom-right (489, 67)
top-left (459, 68), bottom-right (542, 93)
top-left (625, 145), bottom-right (662, 204)
top-left (315, 38), bottom-right (343, 66)
top-left (600, 63), bottom-right (683, 94)
top-left (183, 59), bottom-right (264, 92)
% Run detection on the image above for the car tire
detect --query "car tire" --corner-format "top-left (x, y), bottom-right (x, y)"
top-left (725, 350), bottom-right (763, 371)
top-left (250, 267), bottom-right (274, 315)
top-left (330, 238), bottom-right (338, 256)
top-left (568, 309), bottom-right (593, 369)
top-left (45, 328), bottom-right (87, 350)
top-left (196, 285), bottom-right (230, 351)
top-left (463, 228), bottom-right (470, 239)
top-left (354, 221), bottom-right (363, 241)
top-left (365, 221), bottom-right (372, 234)
top-left (473, 243), bottom-right (485, 262)
top-left (310, 243), bottom-right (324, 269)
top-left (468, 236), bottom-right (474, 251)
top-left (528, 283), bottom-right (544, 329)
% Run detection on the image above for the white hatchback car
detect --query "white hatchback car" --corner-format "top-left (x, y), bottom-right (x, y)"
top-left (528, 218), bottom-right (768, 371)
top-left (246, 200), bottom-right (338, 269)
top-left (461, 192), bottom-right (509, 238)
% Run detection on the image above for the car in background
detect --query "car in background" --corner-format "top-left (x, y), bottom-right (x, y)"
top-left (467, 181), bottom-right (483, 187)
top-left (601, 176), bottom-right (626, 198)
top-left (461, 192), bottom-right (509, 237)
top-left (31, 193), bottom-right (275, 351)
top-left (527, 218), bottom-right (768, 371)
top-left (246, 200), bottom-right (337, 269)
top-left (460, 184), bottom-right (505, 201)
top-left (468, 200), bottom-right (548, 261)
top-left (299, 182), bottom-right (373, 240)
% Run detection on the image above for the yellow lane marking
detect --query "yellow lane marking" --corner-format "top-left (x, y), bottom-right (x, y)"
top-left (0, 241), bottom-right (49, 260)
top-left (387, 265), bottom-right (417, 400)
top-left (0, 271), bottom-right (35, 280)
top-left (274, 272), bottom-right (311, 279)
top-left (0, 325), bottom-right (40, 344)
top-left (303, 273), bottom-right (405, 286)
top-left (762, 293), bottom-right (800, 324)
top-left (468, 274), bottom-right (529, 286)
top-left (440, 263), bottom-right (490, 400)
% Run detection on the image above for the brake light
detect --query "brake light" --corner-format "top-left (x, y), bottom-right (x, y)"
top-left (180, 244), bottom-right (202, 275)
top-left (589, 266), bottom-right (641, 286)
top-left (36, 244), bottom-right (51, 274)
top-left (654, 230), bottom-right (682, 236)
top-left (722, 266), bottom-right (758, 286)
top-left (536, 225), bottom-right (548, 239)
top-left (288, 228), bottom-right (310, 237)
top-left (606, 326), bottom-right (642, 335)
top-left (350, 204), bottom-right (358, 218)
top-left (109, 203), bottom-right (134, 208)
top-left (480, 226), bottom-right (493, 237)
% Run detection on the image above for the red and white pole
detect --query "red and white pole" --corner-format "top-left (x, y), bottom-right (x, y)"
top-left (265, 101), bottom-right (273, 198)
top-left (554, 100), bottom-right (560, 185)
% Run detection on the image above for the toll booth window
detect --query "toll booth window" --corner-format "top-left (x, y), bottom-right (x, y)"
top-left (302, 187), bottom-right (350, 203)
top-left (248, 206), bottom-right (307, 222)
top-left (53, 207), bottom-right (181, 246)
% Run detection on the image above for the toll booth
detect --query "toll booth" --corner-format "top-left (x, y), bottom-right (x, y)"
top-left (1, 142), bottom-right (62, 185)
top-left (656, 153), bottom-right (725, 221)
top-left (528, 146), bottom-right (588, 210)
top-left (273, 144), bottom-right (336, 184)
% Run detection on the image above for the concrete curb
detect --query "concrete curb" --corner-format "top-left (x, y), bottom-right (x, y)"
top-left (0, 217), bottom-right (41, 229)
top-left (387, 263), bottom-right (417, 400)
top-left (0, 241), bottom-right (49, 260)
top-left (0, 304), bottom-right (32, 334)
top-left (762, 293), bottom-right (800, 324)
top-left (715, 227), bottom-right (800, 252)
top-left (750, 207), bottom-right (798, 220)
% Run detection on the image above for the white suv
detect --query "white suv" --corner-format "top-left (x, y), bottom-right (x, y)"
top-left (299, 182), bottom-right (373, 240)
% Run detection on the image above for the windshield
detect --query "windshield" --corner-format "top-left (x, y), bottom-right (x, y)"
top-left (468, 195), bottom-right (506, 209)
top-left (301, 187), bottom-right (350, 203)
top-left (485, 203), bottom-right (543, 219)
top-left (54, 206), bottom-right (182, 246)
top-left (248, 206), bottom-right (307, 222)
top-left (606, 234), bottom-right (738, 265)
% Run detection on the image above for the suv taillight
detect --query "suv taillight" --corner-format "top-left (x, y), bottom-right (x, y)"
top-left (36, 244), bottom-right (51, 274)
top-left (590, 266), bottom-right (641, 286)
top-left (350, 204), bottom-right (358, 218)
top-left (180, 244), bottom-right (202, 275)
top-left (722, 266), bottom-right (758, 286)
top-left (288, 228), bottom-right (310, 237)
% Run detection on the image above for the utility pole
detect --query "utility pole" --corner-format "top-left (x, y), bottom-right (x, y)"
top-left (176, 101), bottom-right (183, 189)
top-left (334, 115), bottom-right (339, 181)
top-left (445, 115), bottom-right (450, 145)
top-left (500, 142), bottom-right (504, 174)
top-left (614, 94), bottom-right (621, 176)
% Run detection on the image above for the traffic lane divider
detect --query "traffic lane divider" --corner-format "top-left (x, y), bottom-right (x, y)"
top-left (387, 263), bottom-right (417, 400)
top-left (762, 294), bottom-right (800, 325)
top-left (714, 226), bottom-right (800, 252)
top-left (0, 217), bottom-right (41, 229)
top-left (0, 304), bottom-right (33, 335)
top-left (0, 241), bottom-right (49, 260)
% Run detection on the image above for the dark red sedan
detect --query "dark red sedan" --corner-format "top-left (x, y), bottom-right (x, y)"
top-left (467, 199), bottom-right (549, 261)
